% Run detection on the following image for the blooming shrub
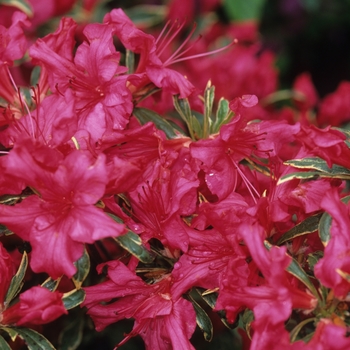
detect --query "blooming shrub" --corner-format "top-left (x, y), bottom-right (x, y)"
top-left (1, 1), bottom-right (350, 349)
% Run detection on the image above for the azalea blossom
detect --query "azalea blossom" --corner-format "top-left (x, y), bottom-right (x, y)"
top-left (83, 260), bottom-right (196, 350)
top-left (0, 141), bottom-right (125, 278)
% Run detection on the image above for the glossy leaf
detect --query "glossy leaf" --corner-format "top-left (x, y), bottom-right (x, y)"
top-left (2, 327), bottom-right (18, 341)
top-left (203, 81), bottom-right (215, 138)
top-left (290, 317), bottom-right (316, 342)
top-left (0, 224), bottom-right (13, 236)
top-left (5, 252), bottom-right (28, 305)
top-left (173, 95), bottom-right (196, 139)
top-left (107, 213), bottom-right (155, 264)
top-left (0, 0), bottom-right (33, 16)
top-left (10, 327), bottom-right (55, 350)
top-left (62, 289), bottom-right (86, 310)
top-left (0, 334), bottom-right (11, 350)
top-left (125, 49), bottom-right (135, 74)
top-left (196, 288), bottom-right (232, 328)
top-left (133, 107), bottom-right (178, 139)
top-left (277, 213), bottom-right (322, 245)
top-left (58, 313), bottom-right (84, 350)
top-left (72, 249), bottom-right (90, 289)
top-left (318, 195), bottom-right (350, 246)
top-left (240, 309), bottom-right (254, 340)
top-left (188, 294), bottom-right (213, 342)
top-left (277, 171), bottom-right (321, 184)
top-left (307, 251), bottom-right (324, 272)
top-left (30, 66), bottom-right (41, 87)
top-left (0, 194), bottom-right (24, 205)
top-left (114, 231), bottom-right (155, 264)
top-left (285, 157), bottom-right (350, 176)
top-left (212, 97), bottom-right (232, 134)
top-left (41, 277), bottom-right (60, 292)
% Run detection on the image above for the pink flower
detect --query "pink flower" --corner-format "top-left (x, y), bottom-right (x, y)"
top-left (0, 89), bottom-right (77, 149)
top-left (314, 188), bottom-right (350, 298)
top-left (104, 9), bottom-right (195, 99)
top-left (29, 18), bottom-right (133, 142)
top-left (83, 260), bottom-right (196, 349)
top-left (318, 81), bottom-right (350, 126)
top-left (0, 141), bottom-right (125, 278)
top-left (0, 243), bottom-right (66, 327)
top-left (1, 286), bottom-right (67, 326)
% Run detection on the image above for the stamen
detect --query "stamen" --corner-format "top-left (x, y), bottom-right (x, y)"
top-left (163, 23), bottom-right (198, 65)
top-left (6, 66), bottom-right (35, 138)
top-left (168, 39), bottom-right (237, 65)
top-left (233, 160), bottom-right (260, 204)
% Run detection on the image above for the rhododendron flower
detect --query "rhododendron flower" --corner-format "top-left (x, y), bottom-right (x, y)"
top-left (217, 222), bottom-right (317, 336)
top-left (297, 124), bottom-right (350, 169)
top-left (1, 286), bottom-right (67, 326)
top-left (104, 8), bottom-right (196, 99)
top-left (0, 11), bottom-right (30, 125)
top-left (315, 188), bottom-right (350, 298)
top-left (0, 89), bottom-right (77, 149)
top-left (0, 243), bottom-right (67, 327)
top-left (83, 260), bottom-right (196, 349)
top-left (0, 141), bottom-right (125, 278)
top-left (126, 147), bottom-right (199, 251)
top-left (29, 18), bottom-right (133, 142)
top-left (318, 81), bottom-right (350, 126)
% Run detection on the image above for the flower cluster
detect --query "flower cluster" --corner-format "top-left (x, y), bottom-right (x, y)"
top-left (1, 2), bottom-right (350, 350)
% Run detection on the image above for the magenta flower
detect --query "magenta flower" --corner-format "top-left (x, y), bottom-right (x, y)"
top-left (0, 141), bottom-right (125, 278)
top-left (0, 242), bottom-right (67, 327)
top-left (315, 188), bottom-right (350, 298)
top-left (29, 18), bottom-right (133, 142)
top-left (83, 260), bottom-right (196, 350)
top-left (104, 9), bottom-right (196, 98)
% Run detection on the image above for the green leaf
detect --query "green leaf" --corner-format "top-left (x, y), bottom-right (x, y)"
top-left (318, 195), bottom-right (350, 246)
top-left (173, 95), bottom-right (196, 139)
top-left (0, 224), bottom-right (13, 236)
top-left (0, 0), bottom-right (33, 16)
top-left (188, 294), bottom-right (213, 342)
top-left (240, 309), bottom-right (254, 339)
top-left (290, 318), bottom-right (316, 342)
top-left (307, 251), bottom-right (324, 272)
top-left (5, 252), bottom-right (28, 305)
top-left (211, 97), bottom-right (232, 134)
top-left (58, 314), bottom-right (84, 350)
top-left (277, 213), bottom-right (322, 245)
top-left (197, 288), bottom-right (218, 309)
top-left (1, 326), bottom-right (18, 341)
top-left (72, 249), bottom-right (90, 289)
top-left (223, 0), bottom-right (266, 21)
top-left (30, 66), bottom-right (41, 87)
top-left (133, 107), bottom-right (178, 139)
top-left (107, 213), bottom-right (155, 263)
top-left (62, 289), bottom-right (85, 310)
top-left (203, 81), bottom-right (215, 139)
top-left (263, 241), bottom-right (319, 298)
top-left (277, 171), bottom-right (321, 185)
top-left (285, 157), bottom-right (350, 176)
top-left (11, 327), bottom-right (55, 350)
top-left (0, 334), bottom-right (12, 350)
top-left (41, 277), bottom-right (60, 292)
top-left (0, 194), bottom-right (25, 205)
top-left (114, 231), bottom-right (155, 264)
top-left (287, 259), bottom-right (319, 298)
top-left (125, 50), bottom-right (135, 74)
top-left (196, 288), bottom-right (233, 329)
